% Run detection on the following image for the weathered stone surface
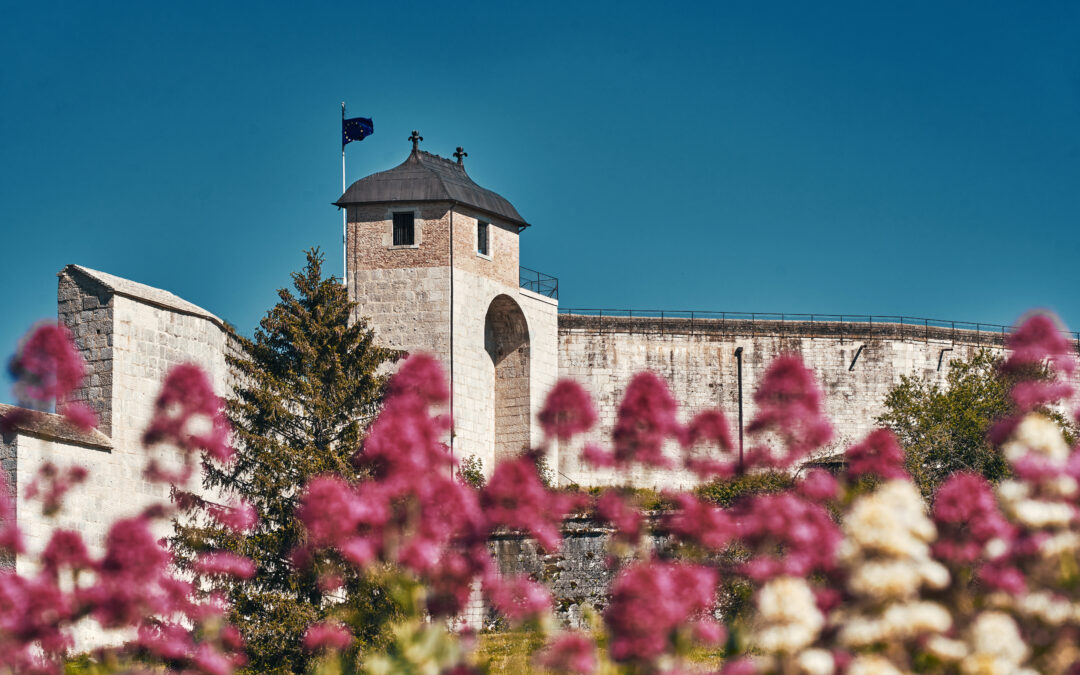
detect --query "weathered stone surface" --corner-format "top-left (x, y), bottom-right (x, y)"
top-left (557, 315), bottom-right (1080, 488)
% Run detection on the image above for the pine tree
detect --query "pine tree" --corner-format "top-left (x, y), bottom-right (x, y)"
top-left (171, 249), bottom-right (400, 673)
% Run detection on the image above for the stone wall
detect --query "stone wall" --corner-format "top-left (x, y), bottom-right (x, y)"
top-left (0, 430), bottom-right (15, 570)
top-left (450, 270), bottom-right (559, 478)
top-left (450, 206), bottom-right (520, 289)
top-left (557, 315), bottom-right (1080, 488)
top-left (58, 273), bottom-right (115, 435)
top-left (6, 267), bottom-right (234, 648)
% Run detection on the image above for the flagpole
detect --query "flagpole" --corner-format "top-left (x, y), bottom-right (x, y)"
top-left (341, 102), bottom-right (348, 288)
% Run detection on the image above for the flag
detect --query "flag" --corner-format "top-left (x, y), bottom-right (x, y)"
top-left (342, 116), bottom-right (374, 146)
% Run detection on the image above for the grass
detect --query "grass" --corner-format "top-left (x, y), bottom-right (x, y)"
top-left (475, 631), bottom-right (726, 673)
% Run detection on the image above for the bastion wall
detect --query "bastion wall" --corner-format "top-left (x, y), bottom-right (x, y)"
top-left (4, 266), bottom-right (233, 648)
top-left (556, 315), bottom-right (1080, 489)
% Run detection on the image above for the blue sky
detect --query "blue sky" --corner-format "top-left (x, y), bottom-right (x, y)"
top-left (2, 1), bottom-right (1079, 398)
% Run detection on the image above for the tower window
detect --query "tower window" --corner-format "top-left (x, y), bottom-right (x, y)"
top-left (392, 212), bottom-right (415, 246)
top-left (477, 221), bottom-right (490, 256)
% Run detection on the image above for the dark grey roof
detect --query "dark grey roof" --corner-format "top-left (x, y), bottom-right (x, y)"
top-left (335, 150), bottom-right (530, 228)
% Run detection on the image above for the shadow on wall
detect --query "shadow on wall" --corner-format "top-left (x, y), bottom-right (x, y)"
top-left (485, 295), bottom-right (530, 464)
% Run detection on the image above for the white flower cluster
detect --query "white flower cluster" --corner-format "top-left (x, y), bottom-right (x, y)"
top-left (846, 654), bottom-right (904, 675)
top-left (1001, 413), bottom-right (1071, 466)
top-left (753, 576), bottom-right (825, 655)
top-left (926, 611), bottom-right (1034, 675)
top-left (835, 480), bottom-right (951, 648)
top-left (987, 589), bottom-right (1080, 628)
top-left (998, 414), bottom-right (1078, 538)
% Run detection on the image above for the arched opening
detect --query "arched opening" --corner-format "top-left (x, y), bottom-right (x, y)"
top-left (484, 295), bottom-right (531, 465)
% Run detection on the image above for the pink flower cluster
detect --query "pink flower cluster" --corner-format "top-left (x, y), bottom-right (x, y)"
top-left (1002, 312), bottom-right (1077, 413)
top-left (604, 560), bottom-right (719, 664)
top-left (610, 372), bottom-right (681, 468)
top-left (0, 323), bottom-right (249, 673)
top-left (142, 363), bottom-right (233, 484)
top-left (25, 462), bottom-right (88, 516)
top-left (745, 355), bottom-right (833, 468)
top-left (733, 491), bottom-right (842, 581)
top-left (932, 472), bottom-right (1013, 565)
top-left (845, 428), bottom-right (907, 480)
top-left (0, 513), bottom-right (247, 673)
top-left (295, 354), bottom-right (576, 622)
top-left (4, 322), bottom-right (98, 432)
top-left (538, 380), bottom-right (597, 441)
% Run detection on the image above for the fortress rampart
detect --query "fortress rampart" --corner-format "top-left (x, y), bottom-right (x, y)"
top-left (556, 311), bottom-right (1080, 489)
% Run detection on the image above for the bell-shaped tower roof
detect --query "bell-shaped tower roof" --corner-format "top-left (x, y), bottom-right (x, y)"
top-left (335, 142), bottom-right (529, 229)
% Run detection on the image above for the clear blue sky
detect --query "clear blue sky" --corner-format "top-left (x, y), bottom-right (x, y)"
top-left (2, 1), bottom-right (1079, 397)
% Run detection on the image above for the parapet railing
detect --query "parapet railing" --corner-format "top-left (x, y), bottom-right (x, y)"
top-left (520, 266), bottom-right (559, 299)
top-left (558, 309), bottom-right (1080, 349)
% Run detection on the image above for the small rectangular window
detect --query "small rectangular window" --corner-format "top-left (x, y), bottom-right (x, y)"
top-left (392, 212), bottom-right (415, 246)
top-left (477, 221), bottom-right (489, 256)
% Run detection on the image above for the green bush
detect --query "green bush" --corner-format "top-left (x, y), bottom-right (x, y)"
top-left (695, 471), bottom-right (794, 507)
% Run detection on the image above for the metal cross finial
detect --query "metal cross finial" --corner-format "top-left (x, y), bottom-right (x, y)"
top-left (408, 130), bottom-right (423, 151)
top-left (454, 146), bottom-right (468, 165)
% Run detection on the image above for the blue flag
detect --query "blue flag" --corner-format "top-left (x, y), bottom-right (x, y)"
top-left (342, 116), bottom-right (374, 146)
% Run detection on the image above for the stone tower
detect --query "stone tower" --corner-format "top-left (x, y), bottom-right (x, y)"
top-left (336, 134), bottom-right (559, 477)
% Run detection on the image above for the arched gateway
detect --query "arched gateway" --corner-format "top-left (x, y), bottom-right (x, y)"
top-left (484, 295), bottom-right (530, 464)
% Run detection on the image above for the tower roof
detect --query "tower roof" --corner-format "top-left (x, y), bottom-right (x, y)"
top-left (335, 149), bottom-right (530, 229)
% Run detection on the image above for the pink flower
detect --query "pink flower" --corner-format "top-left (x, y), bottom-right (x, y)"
top-left (137, 622), bottom-right (194, 661)
top-left (664, 494), bottom-right (735, 551)
top-left (9, 323), bottom-right (85, 405)
top-left (25, 462), bottom-right (89, 515)
top-left (734, 492), bottom-right (841, 581)
top-left (386, 353), bottom-right (450, 404)
top-left (1003, 313), bottom-right (1076, 376)
top-left (192, 642), bottom-right (233, 675)
top-left (194, 552), bottom-right (255, 579)
top-left (692, 618), bottom-right (727, 645)
top-left (604, 561), bottom-right (717, 664)
top-left (60, 402), bottom-right (97, 432)
top-left (596, 490), bottom-right (644, 544)
top-left (798, 469), bottom-right (839, 501)
top-left (539, 380), bottom-right (597, 441)
top-left (978, 562), bottom-right (1027, 594)
top-left (747, 356), bottom-right (832, 466)
top-left (207, 499), bottom-right (258, 533)
top-left (681, 410), bottom-right (737, 478)
top-left (845, 429), bottom-right (907, 480)
top-left (482, 455), bottom-right (573, 552)
top-left (90, 517), bottom-right (173, 627)
top-left (303, 622), bottom-right (353, 652)
top-left (296, 476), bottom-right (377, 549)
top-left (0, 572), bottom-right (75, 654)
top-left (40, 530), bottom-right (91, 574)
top-left (535, 633), bottom-right (597, 674)
top-left (1011, 380), bottom-right (1075, 411)
top-left (485, 574), bottom-right (553, 622)
top-left (932, 472), bottom-right (1014, 563)
top-left (424, 546), bottom-right (490, 618)
top-left (581, 443), bottom-right (616, 468)
top-left (142, 363), bottom-right (232, 465)
top-left (612, 372), bottom-right (681, 468)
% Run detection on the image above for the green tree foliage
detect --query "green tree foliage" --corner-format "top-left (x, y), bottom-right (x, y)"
top-left (171, 249), bottom-right (400, 673)
top-left (876, 349), bottom-right (1075, 498)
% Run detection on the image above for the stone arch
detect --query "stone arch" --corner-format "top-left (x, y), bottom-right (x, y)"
top-left (484, 295), bottom-right (531, 465)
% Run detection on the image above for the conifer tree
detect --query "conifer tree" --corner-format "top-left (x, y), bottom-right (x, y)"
top-left (171, 249), bottom-right (400, 673)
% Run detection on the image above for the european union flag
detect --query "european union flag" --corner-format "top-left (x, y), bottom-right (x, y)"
top-left (342, 116), bottom-right (374, 146)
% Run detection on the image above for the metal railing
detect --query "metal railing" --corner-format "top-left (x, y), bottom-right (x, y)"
top-left (520, 266), bottom-right (559, 299)
top-left (557, 308), bottom-right (1080, 349)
